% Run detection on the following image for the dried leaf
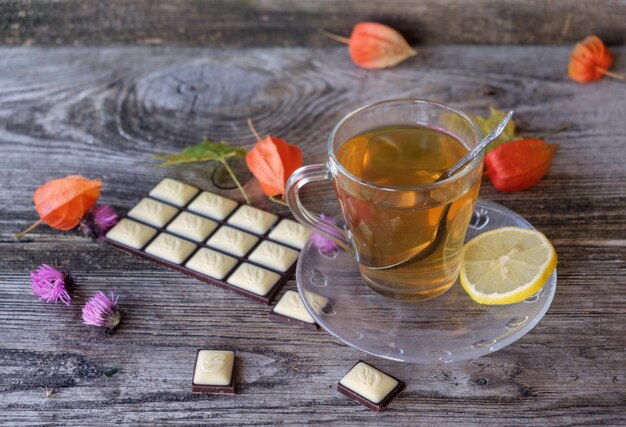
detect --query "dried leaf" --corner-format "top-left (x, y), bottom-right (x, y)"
top-left (472, 107), bottom-right (517, 152)
top-left (485, 138), bottom-right (559, 192)
top-left (568, 35), bottom-right (617, 83)
top-left (155, 139), bottom-right (246, 166)
top-left (246, 135), bottom-right (303, 197)
top-left (24, 175), bottom-right (101, 234)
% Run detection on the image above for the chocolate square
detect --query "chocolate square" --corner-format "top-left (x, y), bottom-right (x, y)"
top-left (268, 290), bottom-right (319, 330)
top-left (337, 360), bottom-right (405, 412)
top-left (191, 349), bottom-right (236, 395)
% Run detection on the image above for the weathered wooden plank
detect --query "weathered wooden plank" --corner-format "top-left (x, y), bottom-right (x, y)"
top-left (1, 0), bottom-right (626, 47)
top-left (0, 46), bottom-right (625, 425)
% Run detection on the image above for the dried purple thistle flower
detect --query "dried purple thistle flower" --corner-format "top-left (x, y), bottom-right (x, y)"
top-left (82, 291), bottom-right (122, 331)
top-left (311, 213), bottom-right (340, 255)
top-left (79, 204), bottom-right (118, 240)
top-left (30, 264), bottom-right (74, 307)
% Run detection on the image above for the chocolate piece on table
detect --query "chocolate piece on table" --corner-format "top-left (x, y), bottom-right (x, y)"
top-left (149, 178), bottom-right (199, 206)
top-left (105, 218), bottom-right (157, 249)
top-left (185, 248), bottom-right (238, 280)
top-left (188, 191), bottom-right (238, 220)
top-left (267, 219), bottom-right (313, 250)
top-left (248, 241), bottom-right (299, 273)
top-left (337, 361), bottom-right (405, 412)
top-left (227, 263), bottom-right (281, 296)
top-left (166, 211), bottom-right (218, 242)
top-left (269, 290), bottom-right (318, 330)
top-left (144, 232), bottom-right (197, 265)
top-left (227, 204), bottom-right (278, 235)
top-left (104, 178), bottom-right (301, 305)
top-left (127, 197), bottom-right (179, 228)
top-left (192, 349), bottom-right (236, 394)
top-left (206, 226), bottom-right (259, 257)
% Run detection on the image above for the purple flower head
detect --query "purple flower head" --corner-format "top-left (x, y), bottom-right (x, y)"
top-left (30, 264), bottom-right (74, 307)
top-left (79, 204), bottom-right (118, 240)
top-left (82, 291), bottom-right (122, 331)
top-left (311, 213), bottom-right (340, 255)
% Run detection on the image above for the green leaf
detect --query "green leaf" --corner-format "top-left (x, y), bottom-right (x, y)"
top-left (103, 365), bottom-right (122, 377)
top-left (155, 139), bottom-right (247, 166)
top-left (471, 107), bottom-right (517, 152)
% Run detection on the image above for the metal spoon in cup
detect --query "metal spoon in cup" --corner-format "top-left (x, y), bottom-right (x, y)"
top-left (376, 109), bottom-right (515, 270)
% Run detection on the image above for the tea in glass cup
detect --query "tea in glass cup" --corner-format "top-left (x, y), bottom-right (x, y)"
top-left (286, 99), bottom-right (483, 301)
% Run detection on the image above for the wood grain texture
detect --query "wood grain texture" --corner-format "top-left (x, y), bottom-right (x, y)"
top-left (0, 45), bottom-right (625, 425)
top-left (1, 0), bottom-right (626, 47)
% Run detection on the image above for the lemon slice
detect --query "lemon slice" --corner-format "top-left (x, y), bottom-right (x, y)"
top-left (460, 227), bottom-right (557, 305)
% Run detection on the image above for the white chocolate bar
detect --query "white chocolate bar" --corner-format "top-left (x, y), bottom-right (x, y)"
top-left (227, 205), bottom-right (278, 235)
top-left (206, 226), bottom-right (258, 257)
top-left (105, 218), bottom-right (157, 250)
top-left (145, 233), bottom-right (197, 264)
top-left (193, 350), bottom-right (235, 386)
top-left (185, 248), bottom-right (238, 280)
top-left (166, 212), bottom-right (218, 242)
top-left (227, 263), bottom-right (280, 296)
top-left (187, 191), bottom-right (238, 220)
top-left (127, 198), bottom-right (178, 228)
top-left (248, 241), bottom-right (299, 272)
top-left (272, 290), bottom-right (315, 324)
top-left (339, 362), bottom-right (399, 404)
top-left (149, 178), bottom-right (199, 206)
top-left (268, 219), bottom-right (312, 249)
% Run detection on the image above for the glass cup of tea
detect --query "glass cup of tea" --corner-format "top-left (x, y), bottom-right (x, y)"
top-left (286, 99), bottom-right (484, 301)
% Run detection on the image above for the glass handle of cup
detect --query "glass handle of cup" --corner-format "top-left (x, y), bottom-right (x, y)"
top-left (285, 164), bottom-right (354, 255)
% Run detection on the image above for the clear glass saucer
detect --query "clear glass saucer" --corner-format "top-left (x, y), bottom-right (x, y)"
top-left (296, 199), bottom-right (557, 364)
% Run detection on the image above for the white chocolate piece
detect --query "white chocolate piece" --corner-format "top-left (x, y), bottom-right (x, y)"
top-left (268, 219), bottom-right (312, 249)
top-left (105, 219), bottom-right (157, 249)
top-left (185, 248), bottom-right (238, 280)
top-left (302, 290), bottom-right (330, 315)
top-left (248, 241), bottom-right (299, 272)
top-left (166, 212), bottom-right (218, 242)
top-left (187, 191), bottom-right (238, 220)
top-left (227, 205), bottom-right (278, 235)
top-left (227, 263), bottom-right (280, 296)
top-left (206, 226), bottom-right (258, 257)
top-left (339, 362), bottom-right (399, 404)
top-left (127, 198), bottom-right (178, 228)
top-left (193, 350), bottom-right (235, 386)
top-left (272, 290), bottom-right (315, 324)
top-left (144, 233), bottom-right (197, 264)
top-left (149, 178), bottom-right (199, 206)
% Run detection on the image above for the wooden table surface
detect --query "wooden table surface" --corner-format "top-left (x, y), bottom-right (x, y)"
top-left (1, 44), bottom-right (625, 425)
